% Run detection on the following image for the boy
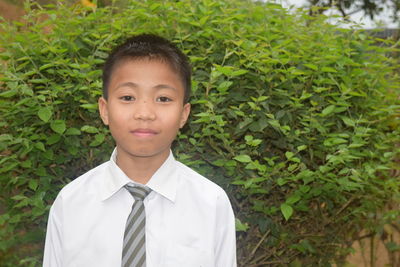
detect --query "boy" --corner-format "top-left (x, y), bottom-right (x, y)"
top-left (43, 34), bottom-right (237, 267)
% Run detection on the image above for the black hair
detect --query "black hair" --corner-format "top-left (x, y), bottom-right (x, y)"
top-left (102, 34), bottom-right (191, 103)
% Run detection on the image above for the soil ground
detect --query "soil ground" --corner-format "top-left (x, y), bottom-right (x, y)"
top-left (0, 0), bottom-right (24, 21)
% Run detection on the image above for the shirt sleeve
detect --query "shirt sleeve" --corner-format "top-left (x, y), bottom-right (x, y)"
top-left (214, 191), bottom-right (237, 267)
top-left (43, 195), bottom-right (63, 267)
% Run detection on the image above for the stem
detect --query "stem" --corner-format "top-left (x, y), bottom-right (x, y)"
top-left (370, 236), bottom-right (375, 267)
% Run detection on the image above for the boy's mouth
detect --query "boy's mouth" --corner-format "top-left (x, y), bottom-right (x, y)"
top-left (130, 128), bottom-right (158, 137)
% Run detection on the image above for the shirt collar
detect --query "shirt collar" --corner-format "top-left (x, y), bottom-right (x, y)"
top-left (146, 150), bottom-right (178, 203)
top-left (100, 148), bottom-right (178, 203)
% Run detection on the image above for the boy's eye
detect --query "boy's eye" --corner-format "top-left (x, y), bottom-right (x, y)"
top-left (156, 96), bottom-right (172, 102)
top-left (120, 96), bottom-right (135, 101)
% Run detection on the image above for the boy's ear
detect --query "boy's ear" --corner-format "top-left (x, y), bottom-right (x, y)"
top-left (179, 103), bottom-right (191, 128)
top-left (98, 97), bottom-right (109, 125)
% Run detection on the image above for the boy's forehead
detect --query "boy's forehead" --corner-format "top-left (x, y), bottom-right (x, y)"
top-left (114, 56), bottom-right (172, 70)
top-left (112, 57), bottom-right (174, 75)
top-left (109, 58), bottom-right (186, 91)
top-left (110, 57), bottom-right (184, 84)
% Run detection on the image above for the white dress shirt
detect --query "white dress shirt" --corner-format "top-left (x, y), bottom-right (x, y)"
top-left (43, 149), bottom-right (237, 267)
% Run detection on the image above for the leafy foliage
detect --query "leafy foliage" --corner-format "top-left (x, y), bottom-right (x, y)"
top-left (1, 0), bottom-right (399, 266)
top-left (305, 0), bottom-right (400, 22)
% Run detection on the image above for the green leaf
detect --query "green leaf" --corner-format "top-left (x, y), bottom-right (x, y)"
top-left (90, 133), bottom-right (105, 146)
top-left (80, 103), bottom-right (98, 110)
top-left (304, 63), bottom-right (318, 71)
top-left (0, 134), bottom-right (13, 142)
top-left (14, 198), bottom-right (30, 208)
top-left (234, 155), bottom-right (252, 163)
top-left (20, 160), bottom-right (32, 168)
top-left (286, 194), bottom-right (301, 205)
top-left (81, 125), bottom-right (99, 134)
top-left (277, 178), bottom-right (287, 186)
top-left (281, 203), bottom-right (293, 221)
top-left (43, 149), bottom-right (54, 160)
top-left (0, 89), bottom-right (17, 98)
top-left (50, 120), bottom-right (66, 134)
top-left (321, 66), bottom-right (337, 73)
top-left (35, 142), bottom-right (45, 152)
top-left (39, 63), bottom-right (54, 71)
top-left (235, 218), bottom-right (249, 232)
top-left (0, 214), bottom-right (10, 225)
top-left (215, 65), bottom-right (232, 76)
top-left (386, 241), bottom-right (400, 252)
top-left (65, 127), bottom-right (81, 135)
top-left (285, 151), bottom-right (294, 159)
top-left (321, 105), bottom-right (336, 117)
top-left (11, 195), bottom-right (26, 201)
top-left (340, 116), bottom-right (355, 127)
top-left (217, 81), bottom-right (233, 93)
top-left (28, 179), bottom-right (38, 191)
top-left (245, 135), bottom-right (253, 142)
top-left (231, 69), bottom-right (248, 76)
top-left (297, 145), bottom-right (307, 151)
top-left (323, 137), bottom-right (348, 146)
top-left (46, 134), bottom-right (61, 145)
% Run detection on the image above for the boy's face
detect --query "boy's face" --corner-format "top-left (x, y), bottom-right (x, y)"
top-left (98, 59), bottom-right (190, 161)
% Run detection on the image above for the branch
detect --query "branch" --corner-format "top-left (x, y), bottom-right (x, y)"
top-left (337, 2), bottom-right (348, 17)
top-left (334, 196), bottom-right (356, 217)
top-left (346, 8), bottom-right (364, 16)
top-left (244, 230), bottom-right (271, 265)
top-left (250, 230), bottom-right (271, 257)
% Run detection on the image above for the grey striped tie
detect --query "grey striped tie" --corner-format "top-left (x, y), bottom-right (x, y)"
top-left (122, 185), bottom-right (151, 267)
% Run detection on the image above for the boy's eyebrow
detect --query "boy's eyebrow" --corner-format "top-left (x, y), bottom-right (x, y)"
top-left (115, 82), bottom-right (139, 90)
top-left (115, 82), bottom-right (177, 91)
top-left (153, 84), bottom-right (177, 91)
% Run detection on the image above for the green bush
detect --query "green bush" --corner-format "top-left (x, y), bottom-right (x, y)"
top-left (1, 0), bottom-right (399, 266)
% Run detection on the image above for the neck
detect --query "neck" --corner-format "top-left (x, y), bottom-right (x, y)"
top-left (115, 148), bottom-right (170, 184)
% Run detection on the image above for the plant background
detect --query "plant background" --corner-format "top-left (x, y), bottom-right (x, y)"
top-left (0, 0), bottom-right (399, 266)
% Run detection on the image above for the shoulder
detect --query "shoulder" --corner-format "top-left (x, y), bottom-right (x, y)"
top-left (173, 160), bottom-right (235, 224)
top-left (56, 161), bottom-right (109, 201)
top-left (175, 160), bottom-right (228, 201)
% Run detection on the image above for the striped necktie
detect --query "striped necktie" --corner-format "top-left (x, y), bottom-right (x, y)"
top-left (122, 185), bottom-right (151, 267)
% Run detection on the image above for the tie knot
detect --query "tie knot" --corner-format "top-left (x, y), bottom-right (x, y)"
top-left (124, 185), bottom-right (151, 201)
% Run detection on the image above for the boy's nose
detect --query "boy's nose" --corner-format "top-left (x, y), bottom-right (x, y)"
top-left (133, 100), bottom-right (156, 121)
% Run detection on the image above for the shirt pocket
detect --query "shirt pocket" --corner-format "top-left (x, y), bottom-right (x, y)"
top-left (163, 244), bottom-right (213, 267)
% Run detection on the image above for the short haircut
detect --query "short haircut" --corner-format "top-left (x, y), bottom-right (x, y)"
top-left (102, 34), bottom-right (191, 103)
